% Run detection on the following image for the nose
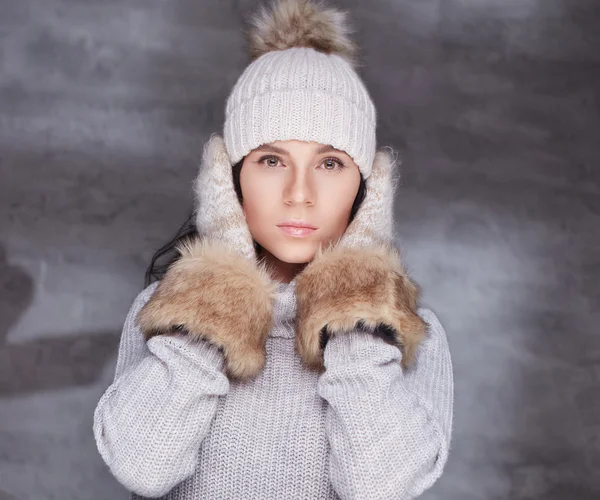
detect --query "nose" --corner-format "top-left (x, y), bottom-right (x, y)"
top-left (283, 168), bottom-right (315, 207)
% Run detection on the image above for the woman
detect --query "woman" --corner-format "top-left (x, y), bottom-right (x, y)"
top-left (93, 1), bottom-right (454, 498)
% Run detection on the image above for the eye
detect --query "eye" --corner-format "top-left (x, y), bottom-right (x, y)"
top-left (257, 155), bottom-right (282, 168)
top-left (320, 157), bottom-right (346, 172)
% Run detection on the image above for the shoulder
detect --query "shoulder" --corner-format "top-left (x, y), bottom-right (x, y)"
top-left (132, 281), bottom-right (160, 309)
top-left (417, 307), bottom-right (450, 345)
top-left (112, 282), bottom-right (162, 380)
top-left (124, 281), bottom-right (161, 324)
top-left (417, 308), bottom-right (444, 330)
top-left (410, 308), bottom-right (453, 380)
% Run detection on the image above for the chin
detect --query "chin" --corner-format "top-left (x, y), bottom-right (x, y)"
top-left (262, 239), bottom-right (318, 265)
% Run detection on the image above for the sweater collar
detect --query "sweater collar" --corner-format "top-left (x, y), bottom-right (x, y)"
top-left (270, 279), bottom-right (297, 339)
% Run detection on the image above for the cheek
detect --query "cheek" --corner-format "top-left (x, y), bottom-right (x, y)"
top-left (319, 177), bottom-right (360, 230)
top-left (239, 165), bottom-right (276, 229)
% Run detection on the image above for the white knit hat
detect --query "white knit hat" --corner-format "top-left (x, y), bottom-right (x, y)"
top-left (223, 0), bottom-right (377, 178)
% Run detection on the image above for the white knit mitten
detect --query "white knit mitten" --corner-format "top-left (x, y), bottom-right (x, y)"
top-left (137, 135), bottom-right (277, 380)
top-left (294, 148), bottom-right (426, 372)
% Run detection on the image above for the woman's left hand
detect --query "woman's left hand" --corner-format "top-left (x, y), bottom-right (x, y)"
top-left (294, 148), bottom-right (426, 371)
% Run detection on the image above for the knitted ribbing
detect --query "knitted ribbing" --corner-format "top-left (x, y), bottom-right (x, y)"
top-left (93, 280), bottom-right (453, 499)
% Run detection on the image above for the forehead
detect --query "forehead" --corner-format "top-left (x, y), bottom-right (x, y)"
top-left (253, 140), bottom-right (348, 156)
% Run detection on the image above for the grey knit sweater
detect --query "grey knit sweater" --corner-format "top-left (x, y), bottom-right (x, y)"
top-left (93, 279), bottom-right (453, 499)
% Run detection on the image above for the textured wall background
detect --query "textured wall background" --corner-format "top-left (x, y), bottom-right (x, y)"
top-left (0, 0), bottom-right (598, 499)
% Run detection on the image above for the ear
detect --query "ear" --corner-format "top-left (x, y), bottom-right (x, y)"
top-left (339, 148), bottom-right (399, 248)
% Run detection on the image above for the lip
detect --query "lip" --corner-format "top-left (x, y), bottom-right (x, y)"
top-left (277, 220), bottom-right (318, 238)
top-left (277, 220), bottom-right (318, 229)
top-left (278, 226), bottom-right (316, 237)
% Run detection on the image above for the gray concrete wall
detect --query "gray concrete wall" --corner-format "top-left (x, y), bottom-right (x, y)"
top-left (0, 0), bottom-right (598, 498)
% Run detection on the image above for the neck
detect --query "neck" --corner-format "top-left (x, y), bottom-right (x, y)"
top-left (258, 247), bottom-right (307, 284)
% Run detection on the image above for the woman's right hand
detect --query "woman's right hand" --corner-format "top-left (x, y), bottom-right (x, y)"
top-left (136, 135), bottom-right (278, 380)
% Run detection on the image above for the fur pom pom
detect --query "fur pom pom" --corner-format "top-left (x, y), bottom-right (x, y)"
top-left (248, 0), bottom-right (357, 66)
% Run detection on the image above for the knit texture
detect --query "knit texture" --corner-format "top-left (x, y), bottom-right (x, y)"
top-left (193, 135), bottom-right (257, 262)
top-left (94, 280), bottom-right (453, 499)
top-left (223, 47), bottom-right (377, 177)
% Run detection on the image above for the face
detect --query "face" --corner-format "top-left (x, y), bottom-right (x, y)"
top-left (240, 140), bottom-right (361, 265)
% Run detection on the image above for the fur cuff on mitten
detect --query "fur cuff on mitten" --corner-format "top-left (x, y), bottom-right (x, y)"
top-left (294, 244), bottom-right (427, 372)
top-left (137, 238), bottom-right (277, 380)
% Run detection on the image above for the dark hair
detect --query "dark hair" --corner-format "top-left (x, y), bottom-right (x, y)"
top-left (144, 159), bottom-right (367, 286)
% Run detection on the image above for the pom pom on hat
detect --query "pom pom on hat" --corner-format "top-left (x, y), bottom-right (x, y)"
top-left (247, 0), bottom-right (358, 66)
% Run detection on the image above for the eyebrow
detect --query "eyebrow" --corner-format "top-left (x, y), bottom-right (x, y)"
top-left (254, 143), bottom-right (338, 155)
